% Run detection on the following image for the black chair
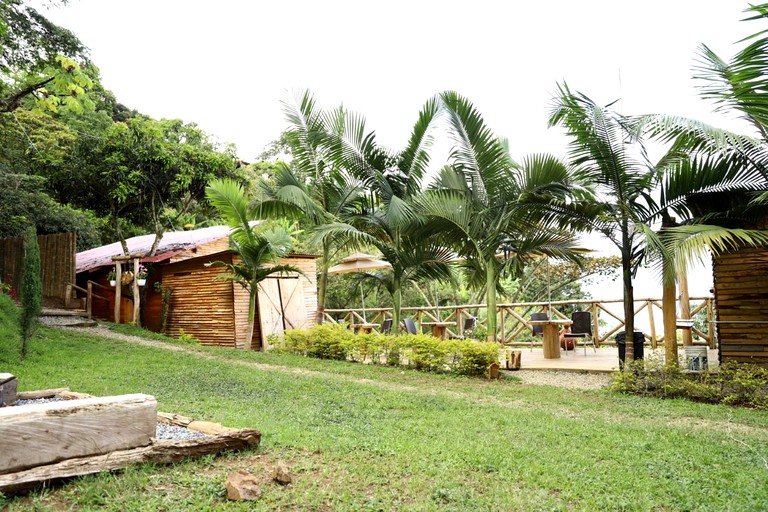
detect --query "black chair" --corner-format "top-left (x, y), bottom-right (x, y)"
top-left (529, 312), bottom-right (548, 351)
top-left (381, 319), bottom-right (393, 334)
top-left (402, 317), bottom-right (418, 335)
top-left (564, 311), bottom-right (595, 355)
top-left (454, 316), bottom-right (477, 340)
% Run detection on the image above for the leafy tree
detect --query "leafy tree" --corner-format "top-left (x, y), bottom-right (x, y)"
top-left (0, 1), bottom-right (93, 113)
top-left (205, 178), bottom-right (300, 350)
top-left (0, 172), bottom-right (100, 249)
top-left (62, 117), bottom-right (238, 254)
top-left (19, 226), bottom-right (41, 357)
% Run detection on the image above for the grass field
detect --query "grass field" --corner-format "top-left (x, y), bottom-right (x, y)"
top-left (1, 300), bottom-right (767, 510)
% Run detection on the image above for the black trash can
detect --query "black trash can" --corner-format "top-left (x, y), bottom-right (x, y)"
top-left (616, 331), bottom-right (645, 368)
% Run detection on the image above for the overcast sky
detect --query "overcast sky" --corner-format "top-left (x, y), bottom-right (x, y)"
top-left (37, 1), bottom-right (754, 161)
top-left (35, 1), bottom-right (758, 299)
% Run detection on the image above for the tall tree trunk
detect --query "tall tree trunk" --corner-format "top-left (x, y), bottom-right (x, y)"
top-left (245, 286), bottom-right (256, 351)
top-left (620, 226), bottom-right (635, 364)
top-left (485, 261), bottom-right (498, 342)
top-left (316, 259), bottom-right (329, 324)
top-left (392, 276), bottom-right (402, 337)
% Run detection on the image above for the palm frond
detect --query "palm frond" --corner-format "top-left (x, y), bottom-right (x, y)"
top-left (440, 90), bottom-right (513, 201)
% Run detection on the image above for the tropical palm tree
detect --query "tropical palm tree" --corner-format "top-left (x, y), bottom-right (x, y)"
top-left (206, 178), bottom-right (301, 350)
top-left (549, 81), bottom-right (768, 363)
top-left (309, 94), bottom-right (452, 332)
top-left (255, 90), bottom-right (368, 324)
top-left (418, 91), bottom-right (587, 341)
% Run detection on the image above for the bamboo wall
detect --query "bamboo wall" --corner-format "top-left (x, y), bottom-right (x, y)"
top-left (161, 255), bottom-right (238, 348)
top-left (713, 248), bottom-right (768, 367)
top-left (0, 232), bottom-right (75, 305)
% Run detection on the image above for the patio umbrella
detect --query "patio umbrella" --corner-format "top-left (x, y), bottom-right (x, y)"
top-left (327, 253), bottom-right (391, 322)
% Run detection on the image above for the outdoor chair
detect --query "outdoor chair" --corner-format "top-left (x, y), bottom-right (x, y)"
top-left (564, 311), bottom-right (595, 355)
top-left (458, 316), bottom-right (478, 340)
top-left (402, 318), bottom-right (418, 335)
top-left (529, 312), bottom-right (548, 351)
top-left (381, 319), bottom-right (393, 334)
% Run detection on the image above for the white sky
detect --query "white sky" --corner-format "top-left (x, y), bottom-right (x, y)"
top-left (34, 0), bottom-right (759, 301)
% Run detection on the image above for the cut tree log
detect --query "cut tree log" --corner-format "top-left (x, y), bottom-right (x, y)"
top-left (16, 388), bottom-right (71, 400)
top-left (0, 391), bottom-right (261, 494)
top-left (0, 394), bottom-right (157, 474)
top-left (0, 373), bottom-right (17, 406)
top-left (0, 426), bottom-right (262, 493)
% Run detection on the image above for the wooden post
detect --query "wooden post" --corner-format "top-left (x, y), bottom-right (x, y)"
top-left (662, 261), bottom-right (678, 367)
top-left (678, 269), bottom-right (693, 346)
top-left (706, 298), bottom-right (715, 349)
top-left (647, 299), bottom-right (658, 349)
top-left (132, 257), bottom-right (140, 326)
top-left (114, 262), bottom-right (121, 323)
top-left (500, 308), bottom-right (505, 344)
top-left (87, 281), bottom-right (93, 319)
top-left (591, 302), bottom-right (600, 347)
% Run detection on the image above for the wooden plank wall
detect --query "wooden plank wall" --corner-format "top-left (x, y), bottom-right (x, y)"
top-left (713, 248), bottom-right (768, 367)
top-left (163, 256), bottom-right (237, 348)
top-left (0, 232), bottom-right (75, 304)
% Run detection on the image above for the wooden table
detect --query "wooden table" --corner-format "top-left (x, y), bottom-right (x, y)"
top-left (351, 323), bottom-right (379, 335)
top-left (421, 321), bottom-right (456, 340)
top-left (529, 319), bottom-right (572, 359)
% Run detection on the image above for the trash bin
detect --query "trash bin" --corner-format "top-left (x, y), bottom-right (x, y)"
top-left (616, 331), bottom-right (645, 368)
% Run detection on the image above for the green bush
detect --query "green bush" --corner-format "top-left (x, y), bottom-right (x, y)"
top-left (610, 357), bottom-right (768, 410)
top-left (454, 340), bottom-right (500, 377)
top-left (279, 325), bottom-right (500, 377)
top-left (283, 323), bottom-right (354, 361)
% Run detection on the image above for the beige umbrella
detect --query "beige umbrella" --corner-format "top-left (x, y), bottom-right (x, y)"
top-left (327, 253), bottom-right (391, 322)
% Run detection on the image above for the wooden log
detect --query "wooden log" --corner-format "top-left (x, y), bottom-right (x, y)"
top-left (0, 373), bottom-right (17, 406)
top-left (0, 427), bottom-right (261, 493)
top-left (16, 388), bottom-right (70, 400)
top-left (0, 394), bottom-right (156, 474)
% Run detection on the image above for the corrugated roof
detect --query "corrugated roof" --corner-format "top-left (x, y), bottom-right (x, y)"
top-left (76, 225), bottom-right (233, 273)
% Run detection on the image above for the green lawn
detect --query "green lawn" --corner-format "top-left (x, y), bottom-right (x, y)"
top-left (1, 310), bottom-right (767, 510)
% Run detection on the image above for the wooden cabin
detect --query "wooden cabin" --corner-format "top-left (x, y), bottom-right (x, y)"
top-left (712, 247), bottom-right (768, 368)
top-left (76, 226), bottom-right (317, 350)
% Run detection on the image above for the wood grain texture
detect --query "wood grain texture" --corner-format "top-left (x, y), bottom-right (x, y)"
top-left (713, 248), bottom-right (768, 367)
top-left (0, 427), bottom-right (261, 493)
top-left (0, 394), bottom-right (157, 474)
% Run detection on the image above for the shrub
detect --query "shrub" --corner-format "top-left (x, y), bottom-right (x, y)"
top-left (19, 228), bottom-right (41, 358)
top-left (610, 356), bottom-right (768, 410)
top-left (283, 323), bottom-right (354, 361)
top-left (398, 334), bottom-right (441, 371)
top-left (454, 340), bottom-right (500, 377)
top-left (280, 324), bottom-right (501, 377)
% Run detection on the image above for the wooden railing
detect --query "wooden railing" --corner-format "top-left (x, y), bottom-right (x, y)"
top-left (324, 296), bottom-right (715, 348)
top-left (65, 281), bottom-right (114, 320)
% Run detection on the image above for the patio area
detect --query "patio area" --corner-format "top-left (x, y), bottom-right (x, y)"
top-left (512, 346), bottom-right (720, 374)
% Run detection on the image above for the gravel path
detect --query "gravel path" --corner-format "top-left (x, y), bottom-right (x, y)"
top-left (509, 370), bottom-right (612, 390)
top-left (49, 322), bottom-right (612, 391)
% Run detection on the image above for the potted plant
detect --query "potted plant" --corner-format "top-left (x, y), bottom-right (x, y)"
top-left (136, 264), bottom-right (148, 286)
top-left (107, 270), bottom-right (116, 287)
